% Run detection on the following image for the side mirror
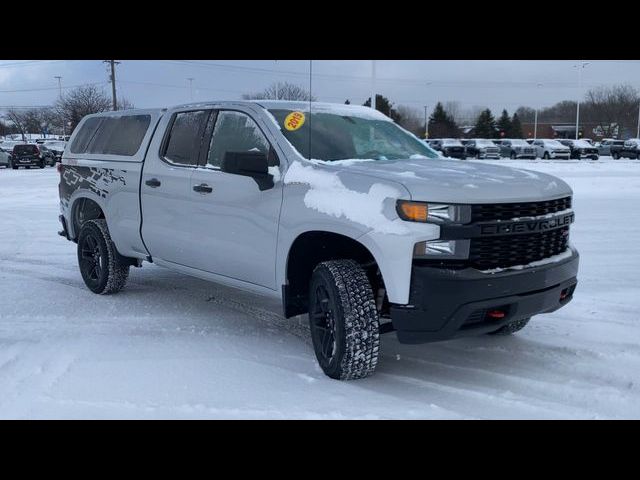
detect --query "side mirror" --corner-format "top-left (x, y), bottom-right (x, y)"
top-left (221, 151), bottom-right (274, 191)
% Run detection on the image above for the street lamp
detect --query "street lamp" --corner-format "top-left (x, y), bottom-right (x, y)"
top-left (187, 77), bottom-right (194, 101)
top-left (574, 62), bottom-right (590, 140)
top-left (534, 83), bottom-right (543, 139)
top-left (424, 82), bottom-right (432, 139)
top-left (54, 76), bottom-right (65, 138)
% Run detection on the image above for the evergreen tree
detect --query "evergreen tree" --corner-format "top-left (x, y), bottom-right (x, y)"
top-left (474, 109), bottom-right (497, 138)
top-left (510, 113), bottom-right (524, 138)
top-left (428, 102), bottom-right (460, 138)
top-left (496, 109), bottom-right (512, 138)
top-left (363, 94), bottom-right (401, 123)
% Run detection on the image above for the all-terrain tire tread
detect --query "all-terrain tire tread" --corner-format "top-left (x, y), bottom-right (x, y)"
top-left (317, 260), bottom-right (380, 380)
top-left (81, 219), bottom-right (129, 295)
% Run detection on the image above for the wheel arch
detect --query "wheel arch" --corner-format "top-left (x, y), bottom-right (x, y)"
top-left (69, 195), bottom-right (106, 241)
top-left (282, 230), bottom-right (385, 318)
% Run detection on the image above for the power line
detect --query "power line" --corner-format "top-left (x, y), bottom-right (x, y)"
top-left (0, 81), bottom-right (107, 94)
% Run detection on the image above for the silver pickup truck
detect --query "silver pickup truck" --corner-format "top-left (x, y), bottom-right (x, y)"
top-left (58, 100), bottom-right (579, 380)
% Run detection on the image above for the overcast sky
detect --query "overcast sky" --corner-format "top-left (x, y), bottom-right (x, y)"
top-left (1, 60), bottom-right (639, 120)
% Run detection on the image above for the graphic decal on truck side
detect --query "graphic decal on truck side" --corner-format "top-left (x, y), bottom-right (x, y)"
top-left (59, 166), bottom-right (127, 208)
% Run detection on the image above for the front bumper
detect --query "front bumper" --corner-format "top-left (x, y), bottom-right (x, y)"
top-left (390, 247), bottom-right (579, 344)
top-left (550, 151), bottom-right (570, 159)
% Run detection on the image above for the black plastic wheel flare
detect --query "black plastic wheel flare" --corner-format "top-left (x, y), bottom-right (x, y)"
top-left (80, 234), bottom-right (103, 284)
top-left (311, 284), bottom-right (337, 363)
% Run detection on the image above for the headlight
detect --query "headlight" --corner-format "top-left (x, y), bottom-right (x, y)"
top-left (396, 201), bottom-right (454, 223)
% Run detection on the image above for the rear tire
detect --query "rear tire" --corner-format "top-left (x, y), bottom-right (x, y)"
top-left (308, 259), bottom-right (380, 380)
top-left (613, 152), bottom-right (620, 160)
top-left (77, 219), bottom-right (130, 295)
top-left (543, 152), bottom-right (550, 159)
top-left (489, 318), bottom-right (530, 335)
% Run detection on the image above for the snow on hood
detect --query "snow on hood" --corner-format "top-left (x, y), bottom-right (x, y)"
top-left (317, 157), bottom-right (573, 204)
top-left (284, 161), bottom-right (409, 235)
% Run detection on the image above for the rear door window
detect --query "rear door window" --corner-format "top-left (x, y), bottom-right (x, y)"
top-left (163, 110), bottom-right (210, 166)
top-left (86, 115), bottom-right (151, 156)
top-left (70, 117), bottom-right (103, 153)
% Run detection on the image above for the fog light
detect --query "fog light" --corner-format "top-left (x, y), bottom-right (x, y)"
top-left (414, 240), bottom-right (456, 256)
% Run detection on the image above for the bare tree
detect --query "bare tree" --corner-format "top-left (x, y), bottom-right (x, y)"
top-left (443, 101), bottom-right (463, 124)
top-left (582, 84), bottom-right (639, 138)
top-left (396, 105), bottom-right (423, 136)
top-left (242, 82), bottom-right (316, 101)
top-left (54, 85), bottom-right (112, 133)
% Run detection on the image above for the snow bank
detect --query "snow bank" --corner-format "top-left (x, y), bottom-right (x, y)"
top-left (284, 161), bottom-right (407, 235)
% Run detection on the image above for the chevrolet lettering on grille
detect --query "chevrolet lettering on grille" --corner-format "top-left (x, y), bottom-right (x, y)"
top-left (480, 212), bottom-right (575, 236)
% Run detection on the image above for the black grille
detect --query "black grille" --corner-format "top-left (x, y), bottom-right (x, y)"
top-left (469, 227), bottom-right (569, 270)
top-left (471, 197), bottom-right (572, 223)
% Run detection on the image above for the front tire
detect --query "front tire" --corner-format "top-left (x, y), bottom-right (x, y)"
top-left (489, 318), bottom-right (530, 335)
top-left (77, 219), bottom-right (130, 295)
top-left (308, 260), bottom-right (380, 380)
top-left (613, 152), bottom-right (620, 159)
top-left (543, 152), bottom-right (550, 159)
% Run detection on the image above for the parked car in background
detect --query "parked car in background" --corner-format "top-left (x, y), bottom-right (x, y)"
top-left (525, 139), bottom-right (535, 144)
top-left (428, 138), bottom-right (466, 159)
top-left (461, 139), bottom-right (500, 159)
top-left (10, 144), bottom-right (45, 169)
top-left (531, 139), bottom-right (571, 160)
top-left (0, 140), bottom-right (25, 161)
top-left (41, 140), bottom-right (66, 163)
top-left (620, 139), bottom-right (640, 159)
top-left (0, 148), bottom-right (10, 168)
top-left (38, 145), bottom-right (58, 166)
top-left (496, 139), bottom-right (537, 159)
top-left (598, 139), bottom-right (625, 159)
top-left (558, 139), bottom-right (599, 160)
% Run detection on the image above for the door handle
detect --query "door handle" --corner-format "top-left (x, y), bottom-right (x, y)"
top-left (145, 178), bottom-right (161, 188)
top-left (193, 184), bottom-right (213, 194)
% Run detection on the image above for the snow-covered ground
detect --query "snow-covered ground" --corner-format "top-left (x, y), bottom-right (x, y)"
top-left (1, 158), bottom-right (639, 419)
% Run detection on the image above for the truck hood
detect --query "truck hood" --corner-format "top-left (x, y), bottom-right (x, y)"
top-left (333, 158), bottom-right (572, 203)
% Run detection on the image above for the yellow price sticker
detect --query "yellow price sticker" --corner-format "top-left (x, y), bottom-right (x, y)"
top-left (284, 111), bottom-right (306, 131)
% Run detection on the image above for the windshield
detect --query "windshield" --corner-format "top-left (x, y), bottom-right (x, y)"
top-left (476, 140), bottom-right (496, 146)
top-left (546, 140), bottom-right (565, 148)
top-left (268, 108), bottom-right (439, 162)
top-left (442, 139), bottom-right (463, 146)
top-left (574, 140), bottom-right (592, 148)
top-left (510, 139), bottom-right (529, 146)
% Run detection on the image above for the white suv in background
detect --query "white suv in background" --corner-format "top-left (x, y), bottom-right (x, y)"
top-left (531, 139), bottom-right (571, 160)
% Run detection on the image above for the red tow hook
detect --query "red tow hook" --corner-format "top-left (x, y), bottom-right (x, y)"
top-left (487, 310), bottom-right (506, 320)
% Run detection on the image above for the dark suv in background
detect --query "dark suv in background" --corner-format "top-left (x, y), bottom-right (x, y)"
top-left (10, 144), bottom-right (45, 169)
top-left (597, 139), bottom-right (625, 159)
top-left (428, 138), bottom-right (467, 159)
top-left (558, 139), bottom-right (599, 160)
top-left (620, 139), bottom-right (640, 159)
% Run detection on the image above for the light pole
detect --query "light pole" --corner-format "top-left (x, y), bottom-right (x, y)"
top-left (574, 62), bottom-right (590, 140)
top-left (187, 78), bottom-right (194, 101)
top-left (371, 60), bottom-right (376, 111)
top-left (534, 83), bottom-right (542, 139)
top-left (637, 100), bottom-right (640, 139)
top-left (54, 76), bottom-right (65, 138)
top-left (424, 105), bottom-right (429, 139)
